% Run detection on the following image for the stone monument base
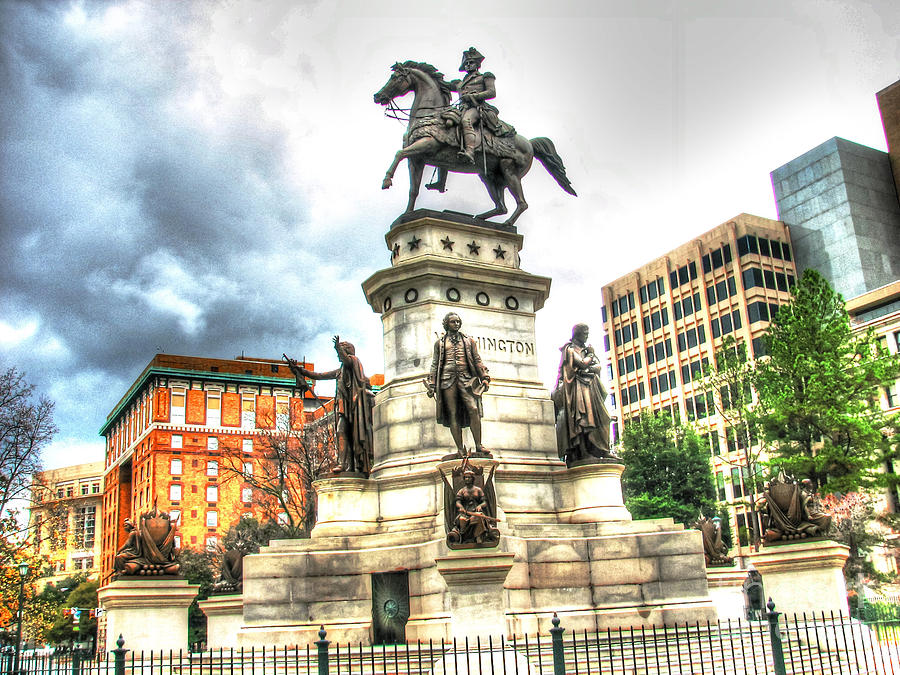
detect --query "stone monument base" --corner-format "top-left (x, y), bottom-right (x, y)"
top-left (199, 594), bottom-right (244, 649)
top-left (435, 550), bottom-right (515, 638)
top-left (705, 565), bottom-right (751, 620)
top-left (97, 577), bottom-right (199, 652)
top-left (749, 539), bottom-right (850, 616)
top-left (235, 516), bottom-right (715, 646)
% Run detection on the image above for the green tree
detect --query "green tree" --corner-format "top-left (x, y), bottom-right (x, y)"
top-left (753, 269), bottom-right (900, 493)
top-left (620, 411), bottom-right (719, 526)
top-left (222, 516), bottom-right (290, 553)
top-left (44, 577), bottom-right (99, 647)
top-left (219, 419), bottom-right (333, 537)
top-left (177, 547), bottom-right (215, 647)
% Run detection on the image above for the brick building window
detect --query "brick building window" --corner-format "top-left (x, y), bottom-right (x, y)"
top-left (206, 485), bottom-right (218, 502)
top-left (243, 438), bottom-right (253, 453)
top-left (242, 488), bottom-right (252, 503)
top-left (206, 460), bottom-right (218, 477)
top-left (171, 389), bottom-right (186, 424)
top-left (169, 484), bottom-right (182, 501)
top-left (207, 392), bottom-right (222, 426)
top-left (170, 458), bottom-right (182, 474)
top-left (171, 434), bottom-right (183, 449)
top-left (206, 511), bottom-right (218, 528)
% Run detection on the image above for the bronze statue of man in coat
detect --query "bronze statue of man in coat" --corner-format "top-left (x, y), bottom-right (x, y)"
top-left (426, 312), bottom-right (491, 455)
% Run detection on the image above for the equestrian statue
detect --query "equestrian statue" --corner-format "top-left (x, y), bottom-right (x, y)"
top-left (374, 47), bottom-right (577, 227)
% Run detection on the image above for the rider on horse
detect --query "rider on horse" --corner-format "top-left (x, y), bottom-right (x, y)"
top-left (449, 47), bottom-right (506, 164)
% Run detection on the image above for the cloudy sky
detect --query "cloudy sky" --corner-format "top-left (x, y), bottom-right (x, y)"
top-left (2, 0), bottom-right (899, 470)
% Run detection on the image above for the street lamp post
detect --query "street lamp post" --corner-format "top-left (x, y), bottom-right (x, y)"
top-left (12, 562), bottom-right (29, 675)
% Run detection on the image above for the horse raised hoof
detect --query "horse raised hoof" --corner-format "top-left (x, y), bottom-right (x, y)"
top-left (457, 149), bottom-right (475, 164)
top-left (425, 182), bottom-right (446, 193)
top-left (382, 177), bottom-right (393, 190)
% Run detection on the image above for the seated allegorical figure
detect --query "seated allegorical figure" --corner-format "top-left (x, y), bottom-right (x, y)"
top-left (757, 475), bottom-right (832, 542)
top-left (438, 459), bottom-right (500, 548)
top-left (113, 505), bottom-right (180, 577)
top-left (694, 516), bottom-right (733, 567)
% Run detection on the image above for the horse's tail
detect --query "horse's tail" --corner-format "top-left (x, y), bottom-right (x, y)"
top-left (531, 137), bottom-right (577, 196)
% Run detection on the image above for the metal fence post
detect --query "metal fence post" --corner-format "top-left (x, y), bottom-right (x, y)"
top-left (315, 626), bottom-right (330, 675)
top-left (549, 613), bottom-right (566, 675)
top-left (71, 647), bottom-right (80, 675)
top-left (766, 598), bottom-right (787, 675)
top-left (1, 646), bottom-right (13, 675)
top-left (111, 635), bottom-right (128, 675)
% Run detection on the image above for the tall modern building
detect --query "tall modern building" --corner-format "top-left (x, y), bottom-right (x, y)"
top-left (601, 213), bottom-right (797, 555)
top-left (98, 353), bottom-right (332, 585)
top-left (771, 78), bottom-right (900, 301)
top-left (29, 461), bottom-right (105, 588)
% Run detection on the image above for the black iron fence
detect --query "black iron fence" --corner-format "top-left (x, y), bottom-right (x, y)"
top-left (5, 603), bottom-right (900, 675)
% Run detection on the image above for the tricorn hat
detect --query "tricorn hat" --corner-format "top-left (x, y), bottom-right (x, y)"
top-left (459, 47), bottom-right (485, 71)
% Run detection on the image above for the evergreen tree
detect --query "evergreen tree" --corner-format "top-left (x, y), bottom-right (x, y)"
top-left (620, 411), bottom-right (719, 526)
top-left (753, 269), bottom-right (900, 493)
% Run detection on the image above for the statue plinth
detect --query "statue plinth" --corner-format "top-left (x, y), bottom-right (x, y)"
top-left (565, 461), bottom-right (631, 523)
top-left (362, 210), bottom-right (560, 509)
top-left (435, 550), bottom-right (515, 638)
top-left (198, 593), bottom-right (243, 649)
top-left (98, 577), bottom-right (199, 652)
top-left (748, 539), bottom-right (850, 616)
top-left (311, 476), bottom-right (380, 537)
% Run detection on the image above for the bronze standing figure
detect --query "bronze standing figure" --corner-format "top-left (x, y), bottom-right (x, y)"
top-left (286, 336), bottom-right (375, 477)
top-left (374, 48), bottom-right (576, 227)
top-left (426, 312), bottom-right (491, 456)
top-left (552, 323), bottom-right (612, 466)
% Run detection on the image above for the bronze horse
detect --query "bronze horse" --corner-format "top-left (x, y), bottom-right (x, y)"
top-left (374, 61), bottom-right (576, 227)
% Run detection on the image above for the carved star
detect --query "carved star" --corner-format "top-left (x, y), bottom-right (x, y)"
top-left (467, 240), bottom-right (480, 255)
top-left (441, 236), bottom-right (454, 251)
top-left (391, 242), bottom-right (400, 259)
top-left (493, 245), bottom-right (506, 259)
top-left (407, 235), bottom-right (421, 251)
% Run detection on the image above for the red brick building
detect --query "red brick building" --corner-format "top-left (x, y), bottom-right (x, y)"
top-left (98, 353), bottom-right (331, 585)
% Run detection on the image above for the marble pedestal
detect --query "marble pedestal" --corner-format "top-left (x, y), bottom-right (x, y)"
top-left (97, 578), bottom-right (199, 652)
top-left (749, 540), bottom-right (850, 615)
top-left (199, 594), bottom-right (244, 649)
top-left (312, 478), bottom-right (379, 537)
top-left (706, 566), bottom-right (751, 620)
top-left (567, 462), bottom-right (631, 523)
top-left (435, 550), bottom-right (515, 638)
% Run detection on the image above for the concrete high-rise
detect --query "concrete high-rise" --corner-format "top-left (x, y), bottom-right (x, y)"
top-left (601, 213), bottom-right (797, 555)
top-left (770, 138), bottom-right (900, 300)
top-left (771, 78), bottom-right (900, 301)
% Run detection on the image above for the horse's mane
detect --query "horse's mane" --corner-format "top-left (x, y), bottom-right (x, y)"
top-left (399, 60), bottom-right (452, 104)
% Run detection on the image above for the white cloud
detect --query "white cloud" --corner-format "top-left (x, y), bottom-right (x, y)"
top-left (0, 318), bottom-right (38, 346)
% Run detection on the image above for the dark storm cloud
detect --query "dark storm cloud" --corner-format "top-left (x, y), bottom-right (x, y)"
top-left (0, 1), bottom-right (366, 463)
